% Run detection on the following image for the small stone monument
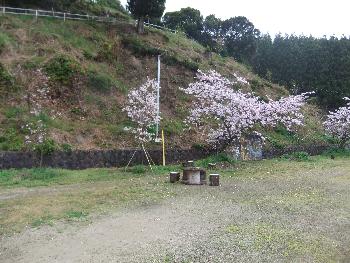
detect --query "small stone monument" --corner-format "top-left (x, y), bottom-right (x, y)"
top-left (209, 174), bottom-right (220, 186)
top-left (169, 172), bottom-right (180, 183)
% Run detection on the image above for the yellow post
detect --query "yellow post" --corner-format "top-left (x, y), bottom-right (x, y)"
top-left (162, 129), bottom-right (166, 166)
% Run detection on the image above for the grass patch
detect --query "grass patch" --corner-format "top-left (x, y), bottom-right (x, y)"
top-left (65, 210), bottom-right (88, 220)
top-left (31, 215), bottom-right (55, 228)
top-left (87, 70), bottom-right (115, 93)
top-left (0, 62), bottom-right (15, 96)
top-left (0, 32), bottom-right (11, 53)
top-left (281, 151), bottom-right (311, 162)
top-left (196, 153), bottom-right (236, 168)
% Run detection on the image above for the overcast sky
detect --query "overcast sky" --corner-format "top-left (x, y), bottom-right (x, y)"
top-left (120, 0), bottom-right (350, 37)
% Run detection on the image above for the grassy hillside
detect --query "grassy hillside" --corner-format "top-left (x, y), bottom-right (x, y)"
top-left (0, 14), bottom-right (328, 151)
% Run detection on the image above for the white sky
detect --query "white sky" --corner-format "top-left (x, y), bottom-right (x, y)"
top-left (120, 0), bottom-right (350, 37)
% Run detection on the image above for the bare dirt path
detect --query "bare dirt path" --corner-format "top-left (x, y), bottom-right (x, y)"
top-left (1, 161), bottom-right (350, 262)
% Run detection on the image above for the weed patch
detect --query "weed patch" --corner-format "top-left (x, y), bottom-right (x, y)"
top-left (45, 55), bottom-right (83, 84)
top-left (281, 151), bottom-right (310, 161)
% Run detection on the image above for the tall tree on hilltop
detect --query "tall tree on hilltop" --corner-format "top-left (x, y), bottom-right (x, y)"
top-left (127, 0), bottom-right (166, 34)
top-left (221, 16), bottom-right (260, 63)
top-left (202, 15), bottom-right (223, 52)
top-left (163, 7), bottom-right (203, 41)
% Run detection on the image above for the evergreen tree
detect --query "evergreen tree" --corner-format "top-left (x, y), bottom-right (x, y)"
top-left (127, 0), bottom-right (166, 34)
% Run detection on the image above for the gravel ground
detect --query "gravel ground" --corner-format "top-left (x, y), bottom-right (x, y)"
top-left (0, 160), bottom-right (349, 262)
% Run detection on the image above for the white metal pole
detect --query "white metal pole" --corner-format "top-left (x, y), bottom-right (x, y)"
top-left (156, 55), bottom-right (161, 139)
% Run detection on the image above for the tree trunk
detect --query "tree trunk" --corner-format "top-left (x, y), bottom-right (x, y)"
top-left (137, 17), bottom-right (145, 34)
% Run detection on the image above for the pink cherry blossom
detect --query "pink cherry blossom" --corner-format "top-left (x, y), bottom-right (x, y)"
top-left (324, 98), bottom-right (350, 147)
top-left (123, 78), bottom-right (160, 143)
top-left (181, 70), bottom-right (311, 148)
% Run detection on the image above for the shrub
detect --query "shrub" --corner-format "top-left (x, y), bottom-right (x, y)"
top-left (128, 165), bottom-right (146, 174)
top-left (87, 71), bottom-right (115, 93)
top-left (0, 63), bottom-right (14, 92)
top-left (44, 55), bottom-right (82, 84)
top-left (322, 147), bottom-right (350, 157)
top-left (83, 50), bottom-right (96, 60)
top-left (121, 37), bottom-right (160, 57)
top-left (22, 57), bottom-right (46, 70)
top-left (0, 128), bottom-right (23, 151)
top-left (281, 151), bottom-right (310, 161)
top-left (197, 153), bottom-right (236, 168)
top-left (0, 32), bottom-right (10, 54)
top-left (162, 54), bottom-right (199, 71)
top-left (96, 42), bottom-right (118, 64)
top-left (192, 143), bottom-right (207, 151)
top-left (34, 139), bottom-right (57, 156)
top-left (4, 107), bottom-right (24, 119)
top-left (163, 119), bottom-right (184, 136)
top-left (61, 143), bottom-right (73, 152)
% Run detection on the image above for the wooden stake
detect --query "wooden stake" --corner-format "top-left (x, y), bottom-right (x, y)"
top-left (141, 143), bottom-right (153, 172)
top-left (162, 129), bottom-right (166, 166)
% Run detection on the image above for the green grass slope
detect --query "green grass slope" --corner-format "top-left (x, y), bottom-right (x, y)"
top-left (0, 14), bottom-right (328, 151)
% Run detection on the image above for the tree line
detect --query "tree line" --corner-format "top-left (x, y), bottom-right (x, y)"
top-left (253, 34), bottom-right (350, 109)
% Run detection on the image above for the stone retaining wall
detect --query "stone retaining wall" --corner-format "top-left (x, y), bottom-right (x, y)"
top-left (263, 144), bottom-right (331, 159)
top-left (0, 148), bottom-right (211, 170)
top-left (0, 144), bottom-right (333, 170)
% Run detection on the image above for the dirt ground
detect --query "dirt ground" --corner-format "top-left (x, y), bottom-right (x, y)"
top-left (0, 158), bottom-right (349, 262)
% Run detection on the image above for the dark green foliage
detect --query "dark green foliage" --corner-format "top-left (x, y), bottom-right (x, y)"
top-left (127, 165), bottom-right (146, 174)
top-left (221, 16), bottom-right (260, 63)
top-left (281, 151), bottom-right (310, 162)
top-left (121, 36), bottom-right (161, 57)
top-left (61, 143), bottom-right (72, 152)
top-left (196, 153), bottom-right (236, 168)
top-left (163, 7), bottom-right (203, 42)
top-left (191, 143), bottom-right (207, 151)
top-left (44, 55), bottom-right (82, 84)
top-left (253, 35), bottom-right (350, 109)
top-left (87, 71), bottom-right (115, 93)
top-left (163, 119), bottom-right (184, 136)
top-left (322, 147), bottom-right (350, 157)
top-left (4, 107), bottom-right (23, 119)
top-left (162, 56), bottom-right (199, 71)
top-left (0, 128), bottom-right (23, 151)
top-left (0, 63), bottom-right (14, 96)
top-left (127, 0), bottom-right (166, 33)
top-left (202, 15), bottom-right (222, 52)
top-left (83, 50), bottom-right (96, 60)
top-left (127, 0), bottom-right (165, 20)
top-left (34, 139), bottom-right (57, 155)
top-left (0, 32), bottom-right (11, 54)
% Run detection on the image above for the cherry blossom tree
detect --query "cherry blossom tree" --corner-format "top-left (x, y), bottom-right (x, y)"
top-left (324, 98), bottom-right (350, 148)
top-left (260, 92), bottom-right (313, 131)
top-left (181, 70), bottom-right (311, 149)
top-left (123, 78), bottom-right (160, 143)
